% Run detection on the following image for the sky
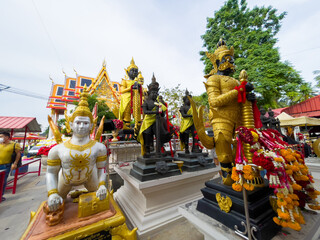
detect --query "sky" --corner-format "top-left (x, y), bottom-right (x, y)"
top-left (0, 0), bottom-right (320, 131)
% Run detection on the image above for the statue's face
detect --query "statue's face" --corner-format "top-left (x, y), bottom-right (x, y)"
top-left (150, 90), bottom-right (158, 101)
top-left (218, 55), bottom-right (235, 74)
top-left (260, 109), bottom-right (266, 115)
top-left (128, 68), bottom-right (138, 80)
top-left (71, 116), bottom-right (92, 137)
top-left (184, 97), bottom-right (190, 106)
top-left (269, 111), bottom-right (274, 117)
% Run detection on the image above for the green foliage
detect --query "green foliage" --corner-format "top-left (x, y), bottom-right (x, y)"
top-left (73, 94), bottom-right (115, 122)
top-left (159, 84), bottom-right (184, 125)
top-left (201, 0), bottom-right (305, 108)
top-left (192, 92), bottom-right (209, 109)
top-left (313, 70), bottom-right (320, 88)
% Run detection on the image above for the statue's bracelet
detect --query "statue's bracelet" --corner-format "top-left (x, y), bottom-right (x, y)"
top-left (48, 189), bottom-right (59, 197)
top-left (99, 181), bottom-right (106, 187)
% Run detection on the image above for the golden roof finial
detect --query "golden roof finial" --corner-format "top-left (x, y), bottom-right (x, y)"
top-left (73, 68), bottom-right (77, 75)
top-left (102, 58), bottom-right (106, 67)
top-left (62, 69), bottom-right (67, 76)
top-left (49, 75), bottom-right (54, 84)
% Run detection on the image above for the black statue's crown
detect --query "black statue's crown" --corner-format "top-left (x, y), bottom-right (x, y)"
top-left (147, 73), bottom-right (160, 92)
top-left (183, 89), bottom-right (192, 102)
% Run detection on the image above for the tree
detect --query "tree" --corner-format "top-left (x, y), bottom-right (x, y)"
top-left (159, 84), bottom-right (185, 125)
top-left (73, 94), bottom-right (115, 122)
top-left (313, 70), bottom-right (320, 89)
top-left (200, 0), bottom-right (304, 109)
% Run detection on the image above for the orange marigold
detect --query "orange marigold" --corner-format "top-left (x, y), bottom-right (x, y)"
top-left (274, 157), bottom-right (283, 163)
top-left (231, 167), bottom-right (240, 182)
top-left (277, 199), bottom-right (287, 207)
top-left (308, 204), bottom-right (320, 210)
top-left (243, 182), bottom-right (254, 191)
top-left (273, 217), bottom-right (281, 225)
top-left (277, 209), bottom-right (290, 220)
top-left (292, 183), bottom-right (302, 191)
top-left (232, 183), bottom-right (242, 192)
top-left (287, 221), bottom-right (301, 231)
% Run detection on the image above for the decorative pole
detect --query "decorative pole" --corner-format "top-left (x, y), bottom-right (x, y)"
top-left (240, 70), bottom-right (264, 187)
top-left (239, 70), bottom-right (254, 163)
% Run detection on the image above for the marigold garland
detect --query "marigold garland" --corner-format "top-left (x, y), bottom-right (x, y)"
top-left (232, 126), bottom-right (320, 232)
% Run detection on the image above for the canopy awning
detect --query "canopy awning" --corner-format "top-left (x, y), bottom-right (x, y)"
top-left (277, 112), bottom-right (294, 121)
top-left (0, 116), bottom-right (41, 132)
top-left (280, 116), bottom-right (320, 127)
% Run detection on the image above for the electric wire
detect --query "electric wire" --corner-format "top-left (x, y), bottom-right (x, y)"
top-left (0, 84), bottom-right (48, 100)
top-left (31, 0), bottom-right (64, 68)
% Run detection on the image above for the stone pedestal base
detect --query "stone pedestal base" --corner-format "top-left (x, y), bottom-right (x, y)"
top-left (196, 178), bottom-right (280, 240)
top-left (174, 152), bottom-right (215, 172)
top-left (114, 165), bottom-right (219, 239)
top-left (179, 200), bottom-right (320, 240)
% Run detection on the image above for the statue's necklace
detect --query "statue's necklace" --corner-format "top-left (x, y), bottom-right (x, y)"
top-left (64, 140), bottom-right (96, 151)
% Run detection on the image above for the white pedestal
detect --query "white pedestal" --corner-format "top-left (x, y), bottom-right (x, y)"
top-left (114, 165), bottom-right (219, 239)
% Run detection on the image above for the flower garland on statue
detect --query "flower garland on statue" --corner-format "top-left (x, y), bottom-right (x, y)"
top-left (235, 126), bottom-right (320, 231)
top-left (231, 128), bottom-right (256, 192)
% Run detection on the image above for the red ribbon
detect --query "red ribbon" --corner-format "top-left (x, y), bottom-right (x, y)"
top-left (234, 81), bottom-right (247, 103)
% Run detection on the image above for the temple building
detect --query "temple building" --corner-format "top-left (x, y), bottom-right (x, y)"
top-left (47, 62), bottom-right (121, 125)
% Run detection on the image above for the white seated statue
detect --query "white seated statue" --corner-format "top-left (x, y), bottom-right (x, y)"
top-left (46, 90), bottom-right (107, 212)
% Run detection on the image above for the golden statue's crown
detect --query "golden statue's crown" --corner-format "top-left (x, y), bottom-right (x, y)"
top-left (64, 85), bottom-right (98, 134)
top-left (125, 57), bottom-right (138, 72)
top-left (70, 85), bottom-right (93, 122)
top-left (214, 38), bottom-right (234, 61)
top-left (205, 38), bottom-right (234, 78)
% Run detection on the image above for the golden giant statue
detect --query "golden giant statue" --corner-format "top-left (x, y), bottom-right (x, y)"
top-left (119, 58), bottom-right (140, 129)
top-left (191, 39), bottom-right (254, 185)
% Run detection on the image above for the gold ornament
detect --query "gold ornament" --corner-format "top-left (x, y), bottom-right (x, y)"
top-left (216, 193), bottom-right (232, 213)
top-left (47, 159), bottom-right (61, 166)
top-left (65, 149), bottom-right (92, 184)
top-left (64, 139), bottom-right (96, 151)
top-left (48, 115), bottom-right (63, 144)
top-left (99, 181), bottom-right (106, 187)
top-left (188, 97), bottom-right (214, 149)
top-left (95, 115), bottom-right (105, 141)
top-left (48, 189), bottom-right (59, 197)
top-left (78, 192), bottom-right (109, 218)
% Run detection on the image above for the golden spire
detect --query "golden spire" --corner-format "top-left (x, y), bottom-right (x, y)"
top-left (102, 59), bottom-right (106, 68)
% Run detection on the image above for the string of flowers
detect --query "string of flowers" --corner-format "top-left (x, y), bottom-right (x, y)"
top-left (231, 134), bottom-right (256, 192)
top-left (112, 119), bottom-right (124, 130)
top-left (37, 144), bottom-right (57, 156)
top-left (234, 126), bottom-right (320, 231)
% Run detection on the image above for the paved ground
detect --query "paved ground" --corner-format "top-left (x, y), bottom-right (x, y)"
top-left (0, 157), bottom-right (319, 240)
